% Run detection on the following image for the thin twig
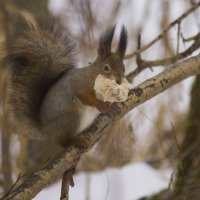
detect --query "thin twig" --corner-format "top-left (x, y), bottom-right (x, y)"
top-left (176, 22), bottom-right (181, 55)
top-left (125, 2), bottom-right (200, 59)
top-left (126, 33), bottom-right (145, 81)
top-left (181, 32), bottom-right (197, 42)
top-left (60, 168), bottom-right (75, 200)
top-left (126, 33), bottom-right (200, 82)
top-left (136, 33), bottom-right (142, 66)
top-left (170, 122), bottom-right (182, 153)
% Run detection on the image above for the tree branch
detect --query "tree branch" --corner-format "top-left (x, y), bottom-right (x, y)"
top-left (125, 2), bottom-right (200, 59)
top-left (3, 54), bottom-right (200, 200)
top-left (126, 32), bottom-right (200, 82)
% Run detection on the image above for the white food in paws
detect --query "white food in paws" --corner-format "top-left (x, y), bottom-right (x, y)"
top-left (94, 74), bottom-right (129, 102)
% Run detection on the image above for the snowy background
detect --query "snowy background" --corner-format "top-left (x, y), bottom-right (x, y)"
top-left (34, 162), bottom-right (171, 200)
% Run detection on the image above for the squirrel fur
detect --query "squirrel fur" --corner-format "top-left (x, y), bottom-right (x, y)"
top-left (4, 18), bottom-right (128, 147)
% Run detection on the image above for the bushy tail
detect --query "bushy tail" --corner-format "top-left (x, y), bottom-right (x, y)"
top-left (3, 18), bottom-right (76, 136)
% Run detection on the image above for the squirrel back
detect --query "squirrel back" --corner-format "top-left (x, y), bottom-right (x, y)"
top-left (4, 18), bottom-right (76, 137)
top-left (3, 16), bottom-right (128, 145)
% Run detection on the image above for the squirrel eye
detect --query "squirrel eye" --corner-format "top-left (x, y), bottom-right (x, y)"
top-left (103, 64), bottom-right (111, 73)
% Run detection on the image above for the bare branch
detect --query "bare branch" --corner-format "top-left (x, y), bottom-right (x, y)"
top-left (126, 33), bottom-right (200, 82)
top-left (125, 2), bottom-right (200, 59)
top-left (181, 32), bottom-right (197, 42)
top-left (176, 22), bottom-right (181, 55)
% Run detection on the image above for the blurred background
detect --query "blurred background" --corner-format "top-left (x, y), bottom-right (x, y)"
top-left (0, 0), bottom-right (200, 199)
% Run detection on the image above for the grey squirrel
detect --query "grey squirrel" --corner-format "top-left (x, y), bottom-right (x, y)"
top-left (4, 18), bottom-right (128, 147)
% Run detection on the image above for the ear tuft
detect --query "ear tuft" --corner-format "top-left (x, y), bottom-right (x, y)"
top-left (98, 25), bottom-right (116, 59)
top-left (117, 25), bottom-right (127, 58)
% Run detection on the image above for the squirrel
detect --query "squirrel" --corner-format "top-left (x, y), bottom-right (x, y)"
top-left (3, 18), bottom-right (128, 147)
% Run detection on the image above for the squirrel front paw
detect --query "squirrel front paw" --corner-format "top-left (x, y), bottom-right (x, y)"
top-left (97, 102), bottom-right (111, 113)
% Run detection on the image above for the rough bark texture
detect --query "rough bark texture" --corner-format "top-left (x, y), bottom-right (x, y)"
top-left (3, 53), bottom-right (200, 200)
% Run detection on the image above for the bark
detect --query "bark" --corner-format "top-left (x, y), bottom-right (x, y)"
top-left (2, 53), bottom-right (200, 200)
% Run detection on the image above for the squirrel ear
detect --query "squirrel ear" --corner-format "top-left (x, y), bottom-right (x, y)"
top-left (117, 25), bottom-right (127, 58)
top-left (98, 25), bottom-right (116, 59)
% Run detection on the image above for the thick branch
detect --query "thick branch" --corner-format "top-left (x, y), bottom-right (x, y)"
top-left (3, 54), bottom-right (200, 200)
